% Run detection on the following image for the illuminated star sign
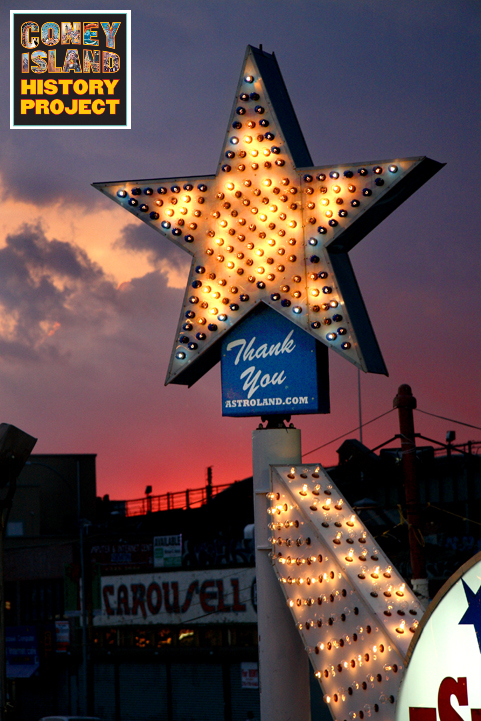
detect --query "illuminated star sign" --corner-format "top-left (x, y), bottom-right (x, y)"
top-left (94, 45), bottom-right (443, 387)
top-left (459, 579), bottom-right (481, 654)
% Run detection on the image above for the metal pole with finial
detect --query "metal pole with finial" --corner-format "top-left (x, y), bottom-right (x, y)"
top-left (393, 384), bottom-right (428, 603)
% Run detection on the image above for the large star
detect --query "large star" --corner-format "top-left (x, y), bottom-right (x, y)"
top-left (93, 45), bottom-right (443, 387)
top-left (459, 579), bottom-right (481, 654)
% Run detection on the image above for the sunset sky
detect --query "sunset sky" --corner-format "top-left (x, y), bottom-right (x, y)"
top-left (1, 1), bottom-right (479, 501)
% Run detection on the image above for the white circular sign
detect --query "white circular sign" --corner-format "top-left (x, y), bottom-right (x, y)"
top-left (396, 552), bottom-right (481, 721)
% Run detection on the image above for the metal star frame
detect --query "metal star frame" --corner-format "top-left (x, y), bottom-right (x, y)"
top-left (94, 45), bottom-right (443, 387)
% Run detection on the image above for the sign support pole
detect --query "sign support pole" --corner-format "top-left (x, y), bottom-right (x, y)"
top-left (252, 423), bottom-right (311, 721)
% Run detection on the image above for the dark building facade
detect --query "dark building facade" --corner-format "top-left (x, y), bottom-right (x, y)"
top-left (4, 441), bottom-right (481, 720)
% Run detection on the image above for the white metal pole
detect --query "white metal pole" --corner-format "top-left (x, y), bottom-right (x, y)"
top-left (252, 426), bottom-right (311, 721)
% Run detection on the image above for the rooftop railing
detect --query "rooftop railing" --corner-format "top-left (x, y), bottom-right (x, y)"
top-left (124, 482), bottom-right (234, 517)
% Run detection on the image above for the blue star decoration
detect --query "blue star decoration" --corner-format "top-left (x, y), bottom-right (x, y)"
top-left (459, 579), bottom-right (481, 654)
top-left (93, 45), bottom-right (443, 387)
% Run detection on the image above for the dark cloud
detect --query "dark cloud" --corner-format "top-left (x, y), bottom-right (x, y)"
top-left (114, 222), bottom-right (191, 274)
top-left (0, 222), bottom-right (185, 368)
top-left (0, 224), bottom-right (117, 360)
top-left (2, 224), bottom-right (103, 281)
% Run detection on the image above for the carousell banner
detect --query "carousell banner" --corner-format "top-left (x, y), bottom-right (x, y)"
top-left (95, 568), bottom-right (257, 626)
top-left (221, 303), bottom-right (330, 417)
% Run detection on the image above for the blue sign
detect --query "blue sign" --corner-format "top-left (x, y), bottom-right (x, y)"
top-left (221, 303), bottom-right (329, 417)
top-left (6, 626), bottom-right (39, 678)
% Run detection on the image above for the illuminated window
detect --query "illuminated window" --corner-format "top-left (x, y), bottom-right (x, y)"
top-left (134, 630), bottom-right (151, 648)
top-left (156, 628), bottom-right (172, 647)
top-left (178, 628), bottom-right (197, 646)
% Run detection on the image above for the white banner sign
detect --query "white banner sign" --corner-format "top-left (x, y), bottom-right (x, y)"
top-left (153, 535), bottom-right (182, 568)
top-left (95, 567), bottom-right (257, 626)
top-left (241, 662), bottom-right (259, 689)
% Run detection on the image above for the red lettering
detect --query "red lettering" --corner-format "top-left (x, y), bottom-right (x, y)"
top-left (231, 578), bottom-right (246, 612)
top-left (410, 676), bottom-right (479, 721)
top-left (162, 582), bottom-right (180, 613)
top-left (181, 581), bottom-right (199, 613)
top-left (102, 584), bottom-right (114, 616)
top-left (200, 580), bottom-right (217, 613)
top-left (131, 584), bottom-right (147, 619)
top-left (410, 709), bottom-right (436, 721)
top-left (146, 582), bottom-right (162, 614)
top-left (438, 678), bottom-right (468, 721)
top-left (117, 584), bottom-right (130, 615)
top-left (216, 580), bottom-right (231, 612)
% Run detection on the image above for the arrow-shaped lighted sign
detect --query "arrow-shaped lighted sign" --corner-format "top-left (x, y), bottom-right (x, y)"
top-left (94, 45), bottom-right (443, 386)
top-left (268, 463), bottom-right (425, 721)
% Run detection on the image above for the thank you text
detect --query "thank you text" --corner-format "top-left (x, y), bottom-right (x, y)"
top-left (220, 304), bottom-right (329, 417)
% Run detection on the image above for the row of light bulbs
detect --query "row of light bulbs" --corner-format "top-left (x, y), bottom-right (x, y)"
top-left (267, 463), bottom-right (424, 721)
top-left (117, 165), bottom-right (398, 234)
top-left (272, 471), bottom-right (422, 633)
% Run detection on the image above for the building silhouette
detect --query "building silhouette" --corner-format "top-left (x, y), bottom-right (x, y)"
top-left (4, 440), bottom-right (480, 720)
